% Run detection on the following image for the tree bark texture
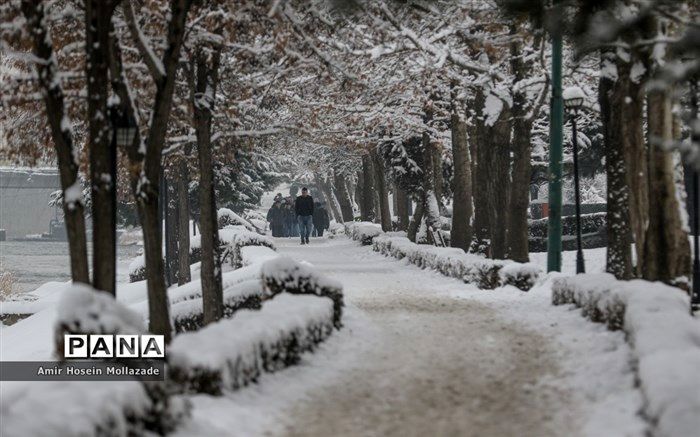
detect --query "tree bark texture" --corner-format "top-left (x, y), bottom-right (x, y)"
top-left (333, 170), bottom-right (355, 222)
top-left (372, 149), bottom-right (393, 231)
top-left (641, 88), bottom-right (691, 285)
top-left (194, 49), bottom-right (223, 325)
top-left (360, 154), bottom-right (376, 221)
top-left (177, 158), bottom-right (191, 285)
top-left (600, 51), bottom-right (633, 279)
top-left (450, 92), bottom-right (473, 251)
top-left (22, 0), bottom-right (90, 285)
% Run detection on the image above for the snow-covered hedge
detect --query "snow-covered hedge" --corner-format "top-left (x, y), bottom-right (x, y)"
top-left (128, 255), bottom-right (146, 283)
top-left (371, 235), bottom-right (540, 291)
top-left (345, 221), bottom-right (383, 245)
top-left (260, 256), bottom-right (344, 328)
top-left (171, 279), bottom-right (264, 333)
top-left (39, 285), bottom-right (189, 435)
top-left (168, 294), bottom-right (335, 395)
top-left (217, 208), bottom-right (259, 233)
top-left (219, 227), bottom-right (276, 268)
top-left (54, 285), bottom-right (146, 358)
top-left (552, 274), bottom-right (700, 437)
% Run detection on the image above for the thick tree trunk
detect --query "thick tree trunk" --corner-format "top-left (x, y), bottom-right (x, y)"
top-left (600, 51), bottom-right (633, 279)
top-left (333, 171), bottom-right (354, 222)
top-left (450, 98), bottom-right (473, 251)
top-left (469, 93), bottom-right (490, 255)
top-left (506, 36), bottom-right (533, 263)
top-left (642, 88), bottom-right (691, 285)
top-left (372, 149), bottom-right (392, 231)
top-left (194, 50), bottom-right (223, 325)
top-left (395, 186), bottom-right (410, 231)
top-left (617, 56), bottom-right (648, 275)
top-left (318, 176), bottom-right (342, 223)
top-left (484, 105), bottom-right (511, 259)
top-left (360, 154), bottom-right (376, 221)
top-left (177, 158), bottom-right (191, 285)
top-left (86, 0), bottom-right (116, 294)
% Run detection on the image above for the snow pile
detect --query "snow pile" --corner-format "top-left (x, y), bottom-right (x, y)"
top-left (219, 226), bottom-right (276, 268)
top-left (0, 281), bottom-right (70, 323)
top-left (345, 221), bottom-right (382, 245)
top-left (371, 235), bottom-right (540, 291)
top-left (128, 255), bottom-right (146, 282)
top-left (240, 245), bottom-right (278, 266)
top-left (0, 380), bottom-right (156, 437)
top-left (1, 284), bottom-right (190, 435)
top-left (261, 256), bottom-right (344, 328)
top-left (54, 284), bottom-right (145, 358)
top-left (553, 274), bottom-right (700, 437)
top-left (168, 294), bottom-right (335, 395)
top-left (217, 208), bottom-right (259, 233)
top-left (326, 220), bottom-right (346, 239)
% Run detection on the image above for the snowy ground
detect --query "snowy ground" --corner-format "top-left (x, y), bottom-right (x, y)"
top-left (175, 237), bottom-right (646, 437)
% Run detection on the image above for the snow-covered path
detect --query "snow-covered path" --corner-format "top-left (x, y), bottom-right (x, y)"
top-left (273, 239), bottom-right (571, 437)
top-left (176, 236), bottom-right (645, 437)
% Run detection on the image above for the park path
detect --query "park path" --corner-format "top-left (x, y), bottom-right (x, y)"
top-left (268, 237), bottom-right (580, 437)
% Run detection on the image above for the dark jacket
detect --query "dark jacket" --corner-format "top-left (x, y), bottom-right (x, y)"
top-left (295, 195), bottom-right (314, 216)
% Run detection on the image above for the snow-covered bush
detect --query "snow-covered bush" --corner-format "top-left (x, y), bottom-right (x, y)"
top-left (260, 256), bottom-right (344, 328)
top-left (54, 284), bottom-right (145, 358)
top-left (128, 255), bottom-right (146, 283)
top-left (171, 279), bottom-right (264, 333)
top-left (326, 220), bottom-right (345, 239)
top-left (47, 284), bottom-right (190, 434)
top-left (529, 212), bottom-right (607, 252)
top-left (219, 227), bottom-right (276, 268)
top-left (240, 245), bottom-right (278, 267)
top-left (168, 294), bottom-right (335, 395)
top-left (371, 235), bottom-right (540, 291)
top-left (552, 274), bottom-right (700, 437)
top-left (345, 221), bottom-right (383, 245)
top-left (217, 208), bottom-right (258, 233)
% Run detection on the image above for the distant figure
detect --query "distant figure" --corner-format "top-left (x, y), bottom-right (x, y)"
top-left (284, 197), bottom-right (298, 238)
top-left (274, 193), bottom-right (283, 203)
top-left (295, 187), bottom-right (314, 245)
top-left (266, 201), bottom-right (285, 237)
top-left (313, 201), bottom-right (330, 237)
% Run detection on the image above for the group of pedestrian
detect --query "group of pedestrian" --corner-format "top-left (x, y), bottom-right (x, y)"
top-left (267, 187), bottom-right (330, 244)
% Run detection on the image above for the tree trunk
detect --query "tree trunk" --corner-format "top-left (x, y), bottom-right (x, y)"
top-left (165, 173), bottom-right (179, 285)
top-left (469, 93), bottom-right (490, 255)
top-left (600, 50), bottom-right (633, 279)
top-left (407, 201), bottom-right (424, 242)
top-left (177, 158), bottom-right (191, 285)
top-left (318, 176), bottom-right (342, 223)
top-left (641, 88), bottom-right (691, 285)
top-left (395, 186), bottom-right (410, 231)
top-left (86, 0), bottom-right (116, 294)
top-left (194, 49), bottom-right (224, 325)
top-left (484, 104), bottom-right (511, 259)
top-left (506, 35), bottom-right (533, 263)
top-left (372, 149), bottom-right (392, 231)
top-left (22, 0), bottom-right (90, 285)
top-left (450, 89), bottom-right (473, 251)
top-left (360, 154), bottom-right (376, 221)
top-left (333, 170), bottom-right (354, 222)
top-left (617, 56), bottom-right (648, 275)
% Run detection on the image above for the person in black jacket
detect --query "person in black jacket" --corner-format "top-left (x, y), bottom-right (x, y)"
top-left (294, 187), bottom-right (314, 244)
top-left (266, 201), bottom-right (285, 237)
top-left (312, 201), bottom-right (330, 237)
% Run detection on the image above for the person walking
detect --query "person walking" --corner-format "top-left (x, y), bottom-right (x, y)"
top-left (295, 187), bottom-right (314, 245)
top-left (313, 201), bottom-right (330, 237)
top-left (267, 201), bottom-right (285, 237)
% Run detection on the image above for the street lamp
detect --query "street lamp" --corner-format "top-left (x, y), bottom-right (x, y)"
top-left (564, 86), bottom-right (586, 274)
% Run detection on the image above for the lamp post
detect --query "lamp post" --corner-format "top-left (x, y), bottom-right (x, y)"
top-left (109, 105), bottom-right (138, 292)
top-left (564, 86), bottom-right (586, 274)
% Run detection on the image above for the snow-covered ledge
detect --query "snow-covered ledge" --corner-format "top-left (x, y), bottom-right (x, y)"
top-left (553, 274), bottom-right (700, 437)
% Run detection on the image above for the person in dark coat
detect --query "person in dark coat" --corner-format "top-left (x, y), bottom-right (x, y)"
top-left (284, 197), bottom-right (298, 237)
top-left (312, 201), bottom-right (330, 237)
top-left (294, 187), bottom-right (314, 244)
top-left (267, 201), bottom-right (285, 237)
